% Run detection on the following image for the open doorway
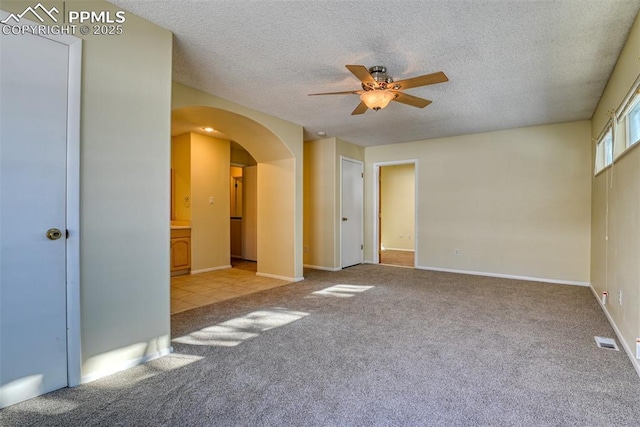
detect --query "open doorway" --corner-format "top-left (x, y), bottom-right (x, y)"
top-left (168, 104), bottom-right (301, 314)
top-left (377, 162), bottom-right (416, 268)
top-left (170, 104), bottom-right (300, 282)
top-left (230, 141), bottom-right (257, 264)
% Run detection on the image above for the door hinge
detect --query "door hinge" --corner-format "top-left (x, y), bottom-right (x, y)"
top-left (361, 244), bottom-right (363, 250)
top-left (66, 229), bottom-right (69, 239)
top-left (361, 172), bottom-right (363, 178)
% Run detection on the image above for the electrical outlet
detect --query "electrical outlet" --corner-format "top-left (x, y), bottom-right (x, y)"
top-left (454, 249), bottom-right (461, 256)
top-left (304, 246), bottom-right (309, 253)
top-left (618, 290), bottom-right (623, 305)
top-left (209, 196), bottom-right (215, 204)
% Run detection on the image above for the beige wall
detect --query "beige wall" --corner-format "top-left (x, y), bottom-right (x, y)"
top-left (365, 121), bottom-right (592, 284)
top-left (80, 2), bottom-right (172, 381)
top-left (258, 158), bottom-right (297, 277)
top-left (337, 137), bottom-right (366, 162)
top-left (242, 165), bottom-right (258, 261)
top-left (381, 164), bottom-right (415, 251)
top-left (592, 13), bottom-right (640, 136)
top-left (590, 11), bottom-right (640, 371)
top-left (304, 138), bottom-right (336, 269)
top-left (171, 133), bottom-right (191, 221)
top-left (303, 137), bottom-right (364, 270)
top-left (0, 0), bottom-right (175, 382)
top-left (172, 85), bottom-right (304, 280)
top-left (189, 133), bottom-right (231, 272)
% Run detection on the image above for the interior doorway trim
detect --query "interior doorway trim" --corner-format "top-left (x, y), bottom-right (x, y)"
top-left (372, 159), bottom-right (418, 266)
top-left (65, 30), bottom-right (82, 388)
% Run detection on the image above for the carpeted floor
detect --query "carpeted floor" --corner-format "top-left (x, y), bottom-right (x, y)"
top-left (3, 264), bottom-right (639, 426)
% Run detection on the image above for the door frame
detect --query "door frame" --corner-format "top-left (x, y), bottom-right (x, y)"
top-left (61, 23), bottom-right (82, 389)
top-left (372, 160), bottom-right (418, 266)
top-left (1, 11), bottom-right (83, 387)
top-left (339, 156), bottom-right (364, 268)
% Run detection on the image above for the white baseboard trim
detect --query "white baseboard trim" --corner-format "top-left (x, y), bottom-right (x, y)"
top-left (381, 248), bottom-right (415, 252)
top-left (379, 263), bottom-right (414, 269)
top-left (256, 272), bottom-right (304, 282)
top-left (191, 265), bottom-right (231, 274)
top-left (364, 259), bottom-right (375, 264)
top-left (303, 264), bottom-right (341, 272)
top-left (81, 346), bottom-right (173, 384)
top-left (589, 285), bottom-right (640, 378)
top-left (414, 265), bottom-right (590, 287)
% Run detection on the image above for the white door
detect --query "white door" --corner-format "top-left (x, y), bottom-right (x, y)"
top-left (0, 30), bottom-right (70, 408)
top-left (341, 158), bottom-right (364, 268)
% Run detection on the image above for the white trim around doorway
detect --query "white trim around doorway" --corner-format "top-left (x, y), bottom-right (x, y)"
top-left (372, 160), bottom-right (419, 266)
top-left (65, 34), bottom-right (82, 388)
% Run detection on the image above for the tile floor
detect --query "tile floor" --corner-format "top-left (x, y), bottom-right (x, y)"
top-left (170, 260), bottom-right (291, 314)
top-left (379, 250), bottom-right (415, 268)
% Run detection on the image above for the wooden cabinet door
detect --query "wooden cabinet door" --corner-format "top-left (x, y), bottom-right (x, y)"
top-left (171, 237), bottom-right (191, 271)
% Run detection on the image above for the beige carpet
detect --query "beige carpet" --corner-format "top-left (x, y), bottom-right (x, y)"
top-left (3, 264), bottom-right (639, 426)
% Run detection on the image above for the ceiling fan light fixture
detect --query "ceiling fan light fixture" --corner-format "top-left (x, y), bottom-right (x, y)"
top-left (360, 90), bottom-right (395, 111)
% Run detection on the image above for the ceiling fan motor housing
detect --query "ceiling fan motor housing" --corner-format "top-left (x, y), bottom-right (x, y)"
top-left (363, 65), bottom-right (395, 91)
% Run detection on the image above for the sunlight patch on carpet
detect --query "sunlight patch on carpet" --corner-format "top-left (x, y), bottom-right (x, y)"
top-left (311, 284), bottom-right (374, 298)
top-left (92, 353), bottom-right (202, 390)
top-left (172, 308), bottom-right (309, 347)
top-left (2, 397), bottom-right (79, 415)
top-left (90, 353), bottom-right (204, 390)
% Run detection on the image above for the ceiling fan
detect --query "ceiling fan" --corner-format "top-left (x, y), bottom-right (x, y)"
top-left (309, 65), bottom-right (449, 115)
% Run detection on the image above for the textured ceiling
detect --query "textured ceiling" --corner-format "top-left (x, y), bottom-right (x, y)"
top-left (110, 0), bottom-right (640, 147)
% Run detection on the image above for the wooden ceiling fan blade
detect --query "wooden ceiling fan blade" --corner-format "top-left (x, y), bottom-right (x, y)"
top-left (351, 102), bottom-right (368, 115)
top-left (392, 92), bottom-right (432, 108)
top-left (345, 65), bottom-right (375, 83)
top-left (393, 71), bottom-right (448, 90)
top-left (308, 90), bottom-right (360, 96)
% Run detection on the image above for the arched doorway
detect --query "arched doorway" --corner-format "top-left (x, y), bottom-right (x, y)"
top-left (170, 102), bottom-right (303, 284)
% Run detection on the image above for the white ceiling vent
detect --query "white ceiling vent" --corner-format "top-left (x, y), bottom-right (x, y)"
top-left (594, 336), bottom-right (619, 351)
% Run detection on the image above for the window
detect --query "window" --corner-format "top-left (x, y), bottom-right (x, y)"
top-left (627, 96), bottom-right (640, 149)
top-left (604, 130), bottom-right (613, 165)
top-left (595, 127), bottom-right (613, 174)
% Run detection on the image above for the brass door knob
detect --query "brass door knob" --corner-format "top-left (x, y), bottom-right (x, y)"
top-left (46, 228), bottom-right (63, 240)
top-left (342, 217), bottom-right (348, 221)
